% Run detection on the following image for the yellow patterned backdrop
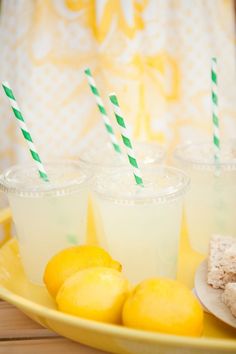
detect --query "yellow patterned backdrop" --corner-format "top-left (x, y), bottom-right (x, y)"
top-left (0, 0), bottom-right (235, 169)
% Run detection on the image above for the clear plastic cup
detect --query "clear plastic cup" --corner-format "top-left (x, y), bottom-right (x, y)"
top-left (173, 141), bottom-right (236, 255)
top-left (91, 164), bottom-right (189, 284)
top-left (79, 140), bottom-right (166, 245)
top-left (79, 140), bottom-right (166, 171)
top-left (0, 161), bottom-right (90, 285)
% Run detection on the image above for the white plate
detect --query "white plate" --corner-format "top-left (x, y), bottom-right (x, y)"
top-left (195, 260), bottom-right (236, 329)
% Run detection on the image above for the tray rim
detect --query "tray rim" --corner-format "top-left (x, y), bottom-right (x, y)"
top-left (0, 277), bottom-right (236, 351)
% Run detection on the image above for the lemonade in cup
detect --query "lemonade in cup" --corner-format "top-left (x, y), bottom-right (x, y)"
top-left (0, 161), bottom-right (90, 285)
top-left (173, 141), bottom-right (236, 255)
top-left (91, 164), bottom-right (189, 284)
top-left (79, 140), bottom-right (166, 245)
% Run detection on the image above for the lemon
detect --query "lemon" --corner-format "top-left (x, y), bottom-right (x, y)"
top-left (56, 267), bottom-right (130, 324)
top-left (122, 278), bottom-right (203, 337)
top-left (44, 245), bottom-right (121, 297)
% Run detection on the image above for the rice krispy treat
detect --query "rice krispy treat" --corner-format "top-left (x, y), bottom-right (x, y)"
top-left (222, 283), bottom-right (236, 317)
top-left (221, 244), bottom-right (236, 273)
top-left (207, 235), bottom-right (236, 289)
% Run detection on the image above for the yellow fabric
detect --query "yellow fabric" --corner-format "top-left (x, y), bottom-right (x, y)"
top-left (0, 0), bottom-right (235, 168)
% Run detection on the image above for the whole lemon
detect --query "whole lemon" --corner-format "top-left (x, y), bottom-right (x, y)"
top-left (44, 245), bottom-right (121, 297)
top-left (122, 278), bottom-right (203, 337)
top-left (56, 267), bottom-right (130, 324)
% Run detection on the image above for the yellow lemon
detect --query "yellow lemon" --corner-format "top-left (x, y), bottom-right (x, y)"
top-left (56, 267), bottom-right (130, 324)
top-left (44, 245), bottom-right (121, 297)
top-left (122, 278), bottom-right (204, 337)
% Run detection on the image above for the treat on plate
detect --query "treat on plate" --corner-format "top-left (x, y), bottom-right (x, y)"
top-left (222, 283), bottom-right (236, 317)
top-left (207, 235), bottom-right (236, 289)
top-left (221, 244), bottom-right (236, 273)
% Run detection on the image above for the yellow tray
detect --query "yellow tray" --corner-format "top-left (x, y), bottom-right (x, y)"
top-left (0, 209), bottom-right (235, 354)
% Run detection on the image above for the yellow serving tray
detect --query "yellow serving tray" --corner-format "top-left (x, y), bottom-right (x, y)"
top-left (0, 208), bottom-right (235, 354)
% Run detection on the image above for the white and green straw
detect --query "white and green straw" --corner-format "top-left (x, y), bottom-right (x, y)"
top-left (109, 93), bottom-right (143, 186)
top-left (211, 57), bottom-right (220, 163)
top-left (84, 68), bottom-right (121, 154)
top-left (2, 82), bottom-right (49, 181)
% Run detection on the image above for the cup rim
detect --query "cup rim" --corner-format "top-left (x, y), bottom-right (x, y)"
top-left (91, 164), bottom-right (190, 204)
top-left (79, 141), bottom-right (166, 168)
top-left (173, 140), bottom-right (236, 170)
top-left (0, 160), bottom-right (90, 197)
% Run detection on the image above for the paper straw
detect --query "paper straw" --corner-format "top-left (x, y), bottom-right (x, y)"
top-left (109, 93), bottom-right (144, 186)
top-left (84, 68), bottom-right (121, 154)
top-left (2, 82), bottom-right (49, 181)
top-left (211, 57), bottom-right (220, 163)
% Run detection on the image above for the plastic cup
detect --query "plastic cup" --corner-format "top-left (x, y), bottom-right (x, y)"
top-left (79, 140), bottom-right (166, 245)
top-left (79, 140), bottom-right (166, 171)
top-left (91, 164), bottom-right (189, 284)
top-left (173, 141), bottom-right (236, 255)
top-left (0, 161), bottom-right (90, 285)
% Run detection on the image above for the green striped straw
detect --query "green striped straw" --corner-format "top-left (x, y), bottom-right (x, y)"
top-left (2, 82), bottom-right (49, 181)
top-left (211, 57), bottom-right (220, 164)
top-left (84, 68), bottom-right (121, 154)
top-left (109, 93), bottom-right (144, 186)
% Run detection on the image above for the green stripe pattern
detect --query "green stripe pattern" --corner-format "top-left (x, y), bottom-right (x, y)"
top-left (2, 82), bottom-right (49, 181)
top-left (109, 93), bottom-right (144, 186)
top-left (84, 68), bottom-right (121, 154)
top-left (211, 57), bottom-right (220, 163)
